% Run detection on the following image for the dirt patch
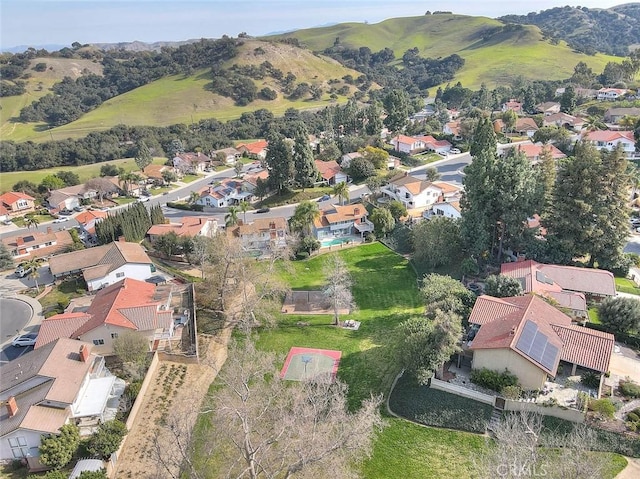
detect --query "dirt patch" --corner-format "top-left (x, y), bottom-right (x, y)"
top-left (113, 329), bottom-right (231, 479)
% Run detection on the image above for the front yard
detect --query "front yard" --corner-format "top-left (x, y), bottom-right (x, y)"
top-left (616, 276), bottom-right (640, 295)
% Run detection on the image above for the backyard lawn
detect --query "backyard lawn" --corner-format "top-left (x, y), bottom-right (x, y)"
top-left (616, 276), bottom-right (640, 295)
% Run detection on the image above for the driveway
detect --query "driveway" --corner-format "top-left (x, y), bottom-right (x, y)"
top-left (609, 349), bottom-right (640, 385)
top-left (0, 264), bottom-right (54, 295)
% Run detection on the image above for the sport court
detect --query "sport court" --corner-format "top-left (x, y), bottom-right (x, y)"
top-left (280, 347), bottom-right (342, 382)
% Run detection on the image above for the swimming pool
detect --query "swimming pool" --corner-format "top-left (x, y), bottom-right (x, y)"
top-left (320, 237), bottom-right (351, 247)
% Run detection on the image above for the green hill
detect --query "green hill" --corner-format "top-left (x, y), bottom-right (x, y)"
top-left (269, 13), bottom-right (619, 90)
top-left (1, 40), bottom-right (363, 143)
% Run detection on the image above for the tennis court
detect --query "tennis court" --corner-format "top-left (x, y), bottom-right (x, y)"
top-left (280, 347), bottom-right (342, 382)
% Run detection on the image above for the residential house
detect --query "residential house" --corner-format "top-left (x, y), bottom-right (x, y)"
top-left (502, 99), bottom-right (523, 114)
top-left (34, 278), bottom-right (175, 354)
top-left (2, 228), bottom-right (73, 262)
top-left (414, 135), bottom-right (452, 154)
top-left (195, 178), bottom-right (251, 208)
top-left (315, 160), bottom-right (348, 186)
top-left (75, 210), bottom-right (107, 242)
top-left (584, 130), bottom-right (636, 156)
top-left (0, 192), bottom-right (36, 217)
top-left (0, 205), bottom-right (9, 223)
top-left (424, 200), bottom-right (461, 220)
top-left (48, 240), bottom-right (155, 292)
top-left (604, 107), bottom-right (640, 124)
top-left (212, 147), bottom-right (242, 165)
top-left (340, 152), bottom-right (363, 169)
top-left (106, 176), bottom-right (141, 198)
top-left (236, 140), bottom-right (269, 160)
top-left (536, 102), bottom-right (561, 116)
top-left (142, 164), bottom-right (178, 185)
top-left (146, 217), bottom-right (218, 242)
top-left (0, 338), bottom-right (118, 460)
top-left (542, 112), bottom-right (585, 130)
top-left (381, 173), bottom-right (443, 210)
top-left (389, 135), bottom-right (426, 154)
top-left (431, 181), bottom-right (462, 201)
top-left (226, 217), bottom-right (288, 254)
top-left (172, 152), bottom-right (211, 174)
top-left (443, 120), bottom-right (462, 140)
top-left (243, 169), bottom-right (269, 194)
top-left (597, 88), bottom-right (628, 101)
top-left (466, 294), bottom-right (614, 394)
top-left (501, 259), bottom-right (616, 307)
top-left (514, 117), bottom-right (539, 137)
top-left (312, 203), bottom-right (373, 240)
top-left (47, 184), bottom-right (99, 211)
top-left (502, 143), bottom-right (566, 164)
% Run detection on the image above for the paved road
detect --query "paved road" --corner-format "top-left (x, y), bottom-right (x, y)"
top-left (0, 297), bottom-right (32, 342)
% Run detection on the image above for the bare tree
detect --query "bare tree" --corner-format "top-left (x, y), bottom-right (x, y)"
top-left (476, 412), bottom-right (609, 479)
top-left (156, 337), bottom-right (383, 479)
top-left (322, 255), bottom-right (355, 325)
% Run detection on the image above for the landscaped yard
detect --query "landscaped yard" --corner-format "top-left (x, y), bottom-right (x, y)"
top-left (35, 278), bottom-right (86, 317)
top-left (616, 276), bottom-right (640, 295)
top-left (257, 186), bottom-right (335, 208)
top-left (588, 306), bottom-right (601, 324)
top-left (180, 174), bottom-right (202, 183)
top-left (12, 214), bottom-right (56, 227)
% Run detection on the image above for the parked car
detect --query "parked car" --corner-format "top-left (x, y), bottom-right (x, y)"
top-left (53, 216), bottom-right (70, 223)
top-left (2, 219), bottom-right (12, 225)
top-left (12, 333), bottom-right (38, 347)
top-left (467, 283), bottom-right (483, 295)
top-left (137, 196), bottom-right (150, 203)
top-left (59, 209), bottom-right (73, 216)
top-left (318, 194), bottom-right (331, 202)
top-left (437, 151), bottom-right (448, 156)
top-left (73, 206), bottom-right (85, 212)
top-left (255, 207), bottom-right (270, 214)
top-left (449, 148), bottom-right (461, 154)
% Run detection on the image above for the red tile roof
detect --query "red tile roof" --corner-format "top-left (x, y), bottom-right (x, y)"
top-left (469, 294), bottom-right (613, 374)
top-left (585, 130), bottom-right (634, 143)
top-left (314, 160), bottom-right (343, 180)
top-left (314, 203), bottom-right (368, 228)
top-left (35, 313), bottom-right (93, 349)
top-left (0, 191), bottom-right (35, 205)
top-left (147, 217), bottom-right (215, 237)
top-left (75, 210), bottom-right (107, 224)
top-left (236, 140), bottom-right (268, 155)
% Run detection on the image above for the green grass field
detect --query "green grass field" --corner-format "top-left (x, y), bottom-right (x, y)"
top-left (0, 157), bottom-right (167, 193)
top-left (615, 276), bottom-right (640, 295)
top-left (275, 13), bottom-right (619, 90)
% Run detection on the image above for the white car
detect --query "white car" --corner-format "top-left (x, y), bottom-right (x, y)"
top-left (12, 333), bottom-right (38, 347)
top-left (137, 196), bottom-right (150, 203)
top-left (53, 216), bottom-right (70, 223)
top-left (449, 148), bottom-right (461, 155)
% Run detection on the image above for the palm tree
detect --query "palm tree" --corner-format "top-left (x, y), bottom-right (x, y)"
top-left (25, 258), bottom-right (41, 293)
top-left (425, 167), bottom-right (442, 182)
top-left (291, 200), bottom-right (320, 236)
top-left (25, 216), bottom-right (40, 230)
top-left (583, 115), bottom-right (606, 132)
top-left (239, 200), bottom-right (250, 224)
top-left (332, 182), bottom-right (350, 206)
top-left (188, 191), bottom-right (200, 205)
top-left (118, 172), bottom-right (142, 197)
top-left (225, 205), bottom-right (239, 227)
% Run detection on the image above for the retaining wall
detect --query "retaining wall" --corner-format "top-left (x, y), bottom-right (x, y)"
top-left (504, 399), bottom-right (585, 423)
top-left (430, 377), bottom-right (496, 405)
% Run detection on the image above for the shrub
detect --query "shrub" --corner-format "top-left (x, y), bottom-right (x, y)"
top-left (470, 368), bottom-right (519, 393)
top-left (39, 423), bottom-right (80, 469)
top-left (86, 420), bottom-right (128, 459)
top-left (619, 379), bottom-right (640, 398)
top-left (627, 412), bottom-right (640, 423)
top-left (295, 251), bottom-right (309, 260)
top-left (589, 398), bottom-right (616, 419)
top-left (501, 385), bottom-right (522, 400)
top-left (580, 371), bottom-right (600, 389)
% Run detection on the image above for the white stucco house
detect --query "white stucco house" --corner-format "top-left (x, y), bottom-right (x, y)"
top-left (424, 200), bottom-right (461, 220)
top-left (381, 173), bottom-right (444, 210)
top-left (584, 130), bottom-right (636, 157)
top-left (48, 240), bottom-right (155, 292)
top-left (0, 339), bottom-right (118, 460)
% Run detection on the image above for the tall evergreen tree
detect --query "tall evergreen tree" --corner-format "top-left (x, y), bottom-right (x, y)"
top-left (266, 131), bottom-right (293, 195)
top-left (544, 141), bottom-right (620, 266)
top-left (292, 123), bottom-right (318, 190)
top-left (382, 89), bottom-right (409, 134)
top-left (536, 145), bottom-right (556, 215)
top-left (364, 102), bottom-right (383, 136)
top-left (460, 118), bottom-right (498, 258)
top-left (134, 140), bottom-right (153, 173)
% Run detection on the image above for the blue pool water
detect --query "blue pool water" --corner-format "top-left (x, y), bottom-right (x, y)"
top-left (321, 237), bottom-right (351, 247)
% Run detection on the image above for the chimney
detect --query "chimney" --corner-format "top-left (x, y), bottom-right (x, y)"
top-left (354, 207), bottom-right (360, 215)
top-left (6, 396), bottom-right (18, 418)
top-left (16, 237), bottom-right (24, 246)
top-left (47, 226), bottom-right (53, 234)
top-left (269, 222), bottom-right (276, 229)
top-left (118, 236), bottom-right (126, 242)
top-left (79, 344), bottom-right (90, 362)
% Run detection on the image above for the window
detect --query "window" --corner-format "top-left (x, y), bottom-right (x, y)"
top-left (115, 272), bottom-right (125, 278)
top-left (45, 241), bottom-right (53, 246)
top-left (8, 437), bottom-right (28, 458)
top-left (93, 339), bottom-right (105, 345)
top-left (111, 332), bottom-right (119, 339)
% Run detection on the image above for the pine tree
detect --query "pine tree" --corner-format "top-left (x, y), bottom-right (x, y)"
top-left (134, 140), bottom-right (153, 173)
top-left (364, 102), bottom-right (383, 136)
top-left (266, 131), bottom-right (293, 195)
top-left (382, 89), bottom-right (409, 133)
top-left (460, 118), bottom-right (498, 258)
top-left (292, 123), bottom-right (318, 190)
top-left (537, 145), bottom-right (556, 215)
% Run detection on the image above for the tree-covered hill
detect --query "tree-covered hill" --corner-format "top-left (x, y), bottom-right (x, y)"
top-left (499, 3), bottom-right (640, 56)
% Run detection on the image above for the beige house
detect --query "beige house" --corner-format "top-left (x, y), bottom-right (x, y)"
top-left (0, 192), bottom-right (36, 217)
top-left (466, 294), bottom-right (614, 394)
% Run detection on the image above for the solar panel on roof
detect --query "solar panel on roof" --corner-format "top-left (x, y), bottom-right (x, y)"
top-left (515, 320), bottom-right (560, 372)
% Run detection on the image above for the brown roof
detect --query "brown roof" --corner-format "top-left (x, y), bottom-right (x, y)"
top-left (552, 324), bottom-right (614, 373)
top-left (2, 229), bottom-right (74, 262)
top-left (314, 203), bottom-right (368, 228)
top-left (228, 217), bottom-right (288, 237)
top-left (48, 241), bottom-right (152, 279)
top-left (470, 294), bottom-right (612, 376)
top-left (389, 174), bottom-right (439, 196)
top-left (35, 313), bottom-right (93, 349)
top-left (147, 217), bottom-right (215, 237)
top-left (20, 405), bottom-right (70, 434)
top-left (0, 191), bottom-right (35, 205)
top-left (314, 160), bottom-right (343, 181)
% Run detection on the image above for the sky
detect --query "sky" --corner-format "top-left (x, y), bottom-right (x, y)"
top-left (0, 0), bottom-right (627, 49)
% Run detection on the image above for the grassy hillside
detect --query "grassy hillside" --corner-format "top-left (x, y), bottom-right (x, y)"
top-left (0, 157), bottom-right (166, 193)
top-left (1, 40), bottom-right (361, 143)
top-left (0, 57), bottom-right (103, 141)
top-left (272, 13), bottom-right (620, 90)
